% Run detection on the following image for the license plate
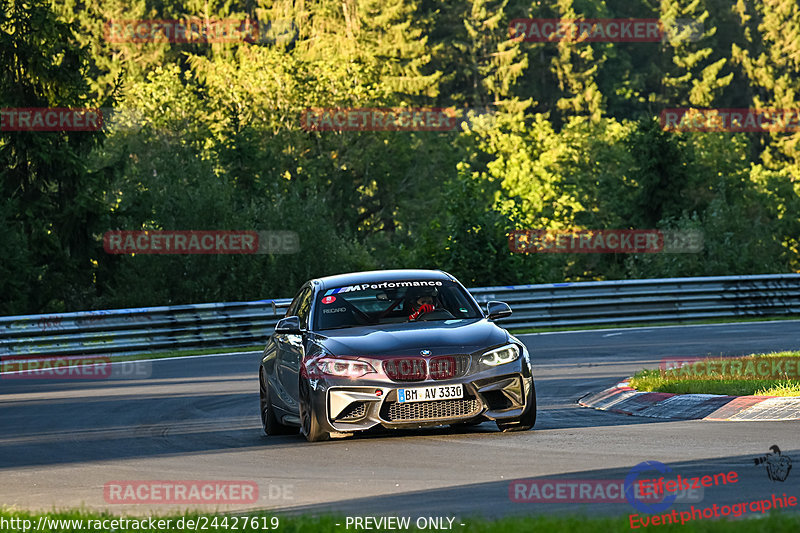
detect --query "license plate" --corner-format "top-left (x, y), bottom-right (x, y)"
top-left (397, 384), bottom-right (463, 403)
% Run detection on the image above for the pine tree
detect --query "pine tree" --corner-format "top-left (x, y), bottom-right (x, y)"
top-left (659, 0), bottom-right (733, 108)
top-left (548, 0), bottom-right (607, 123)
top-left (732, 0), bottom-right (800, 171)
top-left (457, 0), bottom-right (528, 109)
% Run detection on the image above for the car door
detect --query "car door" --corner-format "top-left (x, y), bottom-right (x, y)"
top-left (275, 284), bottom-right (313, 409)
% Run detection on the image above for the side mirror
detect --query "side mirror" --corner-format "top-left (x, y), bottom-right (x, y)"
top-left (275, 315), bottom-right (302, 333)
top-left (486, 301), bottom-right (512, 320)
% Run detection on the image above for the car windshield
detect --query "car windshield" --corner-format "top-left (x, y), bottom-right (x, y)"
top-left (313, 279), bottom-right (482, 330)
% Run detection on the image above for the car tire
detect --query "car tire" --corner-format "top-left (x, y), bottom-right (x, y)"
top-left (299, 376), bottom-right (330, 442)
top-left (496, 380), bottom-right (536, 432)
top-left (260, 369), bottom-right (295, 436)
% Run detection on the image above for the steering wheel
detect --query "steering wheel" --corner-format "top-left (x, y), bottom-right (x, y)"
top-left (415, 308), bottom-right (455, 321)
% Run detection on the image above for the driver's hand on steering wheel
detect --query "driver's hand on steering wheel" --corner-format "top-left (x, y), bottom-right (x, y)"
top-left (409, 303), bottom-right (435, 321)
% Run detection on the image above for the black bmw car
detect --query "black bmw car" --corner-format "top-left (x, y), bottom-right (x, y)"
top-left (259, 269), bottom-right (536, 442)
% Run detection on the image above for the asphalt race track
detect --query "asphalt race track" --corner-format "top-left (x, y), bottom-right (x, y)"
top-left (1, 320), bottom-right (799, 521)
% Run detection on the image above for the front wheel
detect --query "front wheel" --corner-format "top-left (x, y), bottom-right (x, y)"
top-left (496, 380), bottom-right (536, 432)
top-left (260, 369), bottom-right (295, 436)
top-left (299, 377), bottom-right (330, 442)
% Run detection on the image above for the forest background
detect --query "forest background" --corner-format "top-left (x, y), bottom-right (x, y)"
top-left (2, 0), bottom-right (800, 314)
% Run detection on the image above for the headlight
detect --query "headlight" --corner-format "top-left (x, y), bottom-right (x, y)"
top-left (315, 357), bottom-right (375, 378)
top-left (481, 344), bottom-right (520, 366)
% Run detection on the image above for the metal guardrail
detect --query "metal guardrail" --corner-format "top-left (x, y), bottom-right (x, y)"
top-left (2, 274), bottom-right (799, 358)
top-left (468, 274), bottom-right (800, 329)
top-left (0, 299), bottom-right (291, 359)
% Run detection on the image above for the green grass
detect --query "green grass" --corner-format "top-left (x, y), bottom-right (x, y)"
top-left (629, 351), bottom-right (800, 397)
top-left (510, 315), bottom-right (800, 334)
top-left (2, 509), bottom-right (800, 533)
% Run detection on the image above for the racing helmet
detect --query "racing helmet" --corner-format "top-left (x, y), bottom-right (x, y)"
top-left (404, 286), bottom-right (439, 312)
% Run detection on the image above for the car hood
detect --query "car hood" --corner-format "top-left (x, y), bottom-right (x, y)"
top-left (313, 319), bottom-right (510, 357)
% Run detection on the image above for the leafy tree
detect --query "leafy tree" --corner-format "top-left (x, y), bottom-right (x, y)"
top-left (0, 0), bottom-right (109, 312)
top-left (417, 157), bottom-right (549, 286)
top-left (624, 118), bottom-right (692, 227)
top-left (4, 0), bottom-right (800, 315)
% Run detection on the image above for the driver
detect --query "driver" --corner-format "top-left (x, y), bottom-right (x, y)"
top-left (407, 288), bottom-right (438, 321)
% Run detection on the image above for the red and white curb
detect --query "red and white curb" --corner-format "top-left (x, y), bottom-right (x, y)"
top-left (579, 380), bottom-right (800, 421)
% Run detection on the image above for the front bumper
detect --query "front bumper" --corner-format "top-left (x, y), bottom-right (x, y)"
top-left (307, 358), bottom-right (534, 433)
